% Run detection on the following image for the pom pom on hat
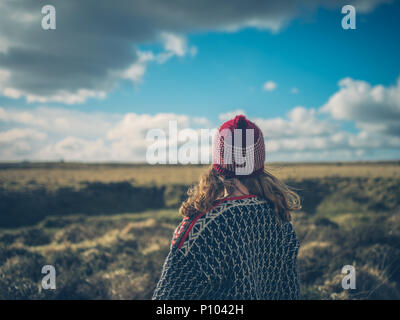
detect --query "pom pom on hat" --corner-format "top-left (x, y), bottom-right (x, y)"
top-left (233, 115), bottom-right (248, 129)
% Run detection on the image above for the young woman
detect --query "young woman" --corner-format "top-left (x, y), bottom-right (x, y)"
top-left (152, 115), bottom-right (301, 300)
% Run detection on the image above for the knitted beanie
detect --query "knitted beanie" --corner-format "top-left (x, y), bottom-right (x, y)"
top-left (212, 115), bottom-right (265, 177)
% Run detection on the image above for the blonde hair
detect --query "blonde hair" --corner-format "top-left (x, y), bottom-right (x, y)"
top-left (179, 166), bottom-right (301, 222)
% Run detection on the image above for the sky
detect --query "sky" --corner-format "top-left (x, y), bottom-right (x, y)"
top-left (0, 0), bottom-right (399, 162)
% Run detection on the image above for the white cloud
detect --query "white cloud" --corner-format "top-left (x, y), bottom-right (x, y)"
top-left (122, 51), bottom-right (155, 84)
top-left (254, 107), bottom-right (334, 138)
top-left (0, 128), bottom-right (46, 143)
top-left (291, 87), bottom-right (299, 94)
top-left (161, 33), bottom-right (187, 57)
top-left (0, 107), bottom-right (209, 162)
top-left (1, 74), bottom-right (400, 162)
top-left (258, 78), bottom-right (400, 157)
top-left (157, 33), bottom-right (197, 64)
top-left (0, 106), bottom-right (117, 137)
top-left (263, 81), bottom-right (277, 91)
top-left (0, 87), bottom-right (107, 105)
top-left (0, 31), bottom-right (197, 103)
top-left (26, 89), bottom-right (107, 105)
top-left (0, 127), bottom-right (48, 160)
top-left (122, 35), bottom-right (197, 85)
top-left (107, 113), bottom-right (191, 141)
top-left (36, 137), bottom-right (108, 162)
top-left (1, 67), bottom-right (109, 105)
top-left (321, 77), bottom-right (400, 136)
top-left (192, 116), bottom-right (210, 126)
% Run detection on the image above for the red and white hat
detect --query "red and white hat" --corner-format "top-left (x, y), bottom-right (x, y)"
top-left (212, 115), bottom-right (265, 177)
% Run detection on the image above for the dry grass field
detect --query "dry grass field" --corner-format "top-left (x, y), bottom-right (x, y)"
top-left (0, 162), bottom-right (399, 299)
top-left (1, 162), bottom-right (399, 190)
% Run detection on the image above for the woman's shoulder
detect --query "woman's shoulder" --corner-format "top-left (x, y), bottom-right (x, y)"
top-left (213, 194), bottom-right (274, 217)
top-left (170, 194), bottom-right (269, 254)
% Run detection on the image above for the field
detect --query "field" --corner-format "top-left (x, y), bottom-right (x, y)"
top-left (0, 162), bottom-right (400, 299)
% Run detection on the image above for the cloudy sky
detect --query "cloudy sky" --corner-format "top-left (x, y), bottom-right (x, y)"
top-left (0, 0), bottom-right (399, 162)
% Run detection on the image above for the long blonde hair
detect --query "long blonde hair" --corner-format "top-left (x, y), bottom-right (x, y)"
top-left (179, 166), bottom-right (301, 222)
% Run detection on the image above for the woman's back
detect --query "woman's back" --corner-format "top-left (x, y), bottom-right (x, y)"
top-left (152, 195), bottom-right (300, 300)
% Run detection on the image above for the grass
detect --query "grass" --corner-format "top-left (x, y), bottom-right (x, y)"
top-left (1, 162), bottom-right (399, 191)
top-left (0, 209), bottom-right (178, 299)
top-left (0, 162), bottom-right (399, 299)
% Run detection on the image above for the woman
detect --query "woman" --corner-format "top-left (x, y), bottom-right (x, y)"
top-left (152, 115), bottom-right (301, 300)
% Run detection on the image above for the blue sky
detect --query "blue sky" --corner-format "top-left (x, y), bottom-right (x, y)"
top-left (0, 0), bottom-right (399, 162)
top-left (57, 1), bottom-right (400, 119)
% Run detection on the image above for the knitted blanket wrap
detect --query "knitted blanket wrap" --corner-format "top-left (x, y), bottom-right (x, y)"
top-left (152, 196), bottom-right (300, 300)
